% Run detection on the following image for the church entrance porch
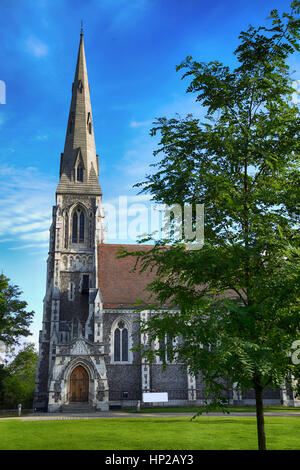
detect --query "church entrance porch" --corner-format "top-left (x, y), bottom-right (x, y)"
top-left (47, 339), bottom-right (110, 412)
top-left (69, 365), bottom-right (89, 402)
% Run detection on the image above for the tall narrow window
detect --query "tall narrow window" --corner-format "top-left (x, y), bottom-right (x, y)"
top-left (158, 334), bottom-right (175, 363)
top-left (79, 212), bottom-right (85, 242)
top-left (122, 328), bottom-right (128, 361)
top-left (72, 208), bottom-right (85, 244)
top-left (77, 164), bottom-right (83, 182)
top-left (87, 113), bottom-right (92, 134)
top-left (114, 329), bottom-right (121, 362)
top-left (69, 282), bottom-right (75, 301)
top-left (73, 318), bottom-right (78, 339)
top-left (82, 274), bottom-right (89, 293)
top-left (113, 321), bottom-right (129, 362)
top-left (69, 113), bottom-right (74, 134)
top-left (166, 334), bottom-right (173, 363)
top-left (64, 214), bottom-right (68, 248)
top-left (72, 211), bottom-right (78, 243)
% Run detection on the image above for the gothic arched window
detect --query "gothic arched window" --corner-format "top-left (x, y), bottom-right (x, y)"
top-left (113, 320), bottom-right (129, 362)
top-left (72, 208), bottom-right (85, 244)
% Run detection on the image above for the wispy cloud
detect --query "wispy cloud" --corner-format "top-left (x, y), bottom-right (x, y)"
top-left (114, 146), bottom-right (154, 179)
top-left (20, 231), bottom-right (49, 242)
top-left (9, 242), bottom-right (49, 251)
top-left (35, 134), bottom-right (48, 141)
top-left (0, 165), bottom-right (55, 250)
top-left (130, 119), bottom-right (152, 129)
top-left (109, 94), bottom-right (207, 215)
top-left (26, 36), bottom-right (49, 58)
top-left (96, 0), bottom-right (150, 32)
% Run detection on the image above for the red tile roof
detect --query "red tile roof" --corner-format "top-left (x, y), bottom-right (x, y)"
top-left (97, 244), bottom-right (159, 308)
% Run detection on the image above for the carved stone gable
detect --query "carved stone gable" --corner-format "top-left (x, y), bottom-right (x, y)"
top-left (70, 339), bottom-right (89, 355)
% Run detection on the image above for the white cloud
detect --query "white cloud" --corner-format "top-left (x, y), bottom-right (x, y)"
top-left (104, 194), bottom-right (152, 206)
top-left (26, 36), bottom-right (49, 58)
top-left (9, 242), bottom-right (49, 251)
top-left (114, 146), bottom-right (154, 179)
top-left (0, 165), bottom-right (55, 250)
top-left (20, 230), bottom-right (49, 242)
top-left (35, 135), bottom-right (48, 141)
top-left (117, 95), bottom-right (206, 182)
top-left (8, 220), bottom-right (50, 235)
top-left (130, 120), bottom-right (152, 129)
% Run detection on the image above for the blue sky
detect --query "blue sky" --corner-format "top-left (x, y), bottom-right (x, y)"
top-left (0, 0), bottom-right (297, 347)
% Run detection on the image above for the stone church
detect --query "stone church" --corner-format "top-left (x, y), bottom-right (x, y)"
top-left (34, 32), bottom-right (298, 412)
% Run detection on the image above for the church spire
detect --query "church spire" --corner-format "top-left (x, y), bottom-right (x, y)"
top-left (57, 30), bottom-right (101, 195)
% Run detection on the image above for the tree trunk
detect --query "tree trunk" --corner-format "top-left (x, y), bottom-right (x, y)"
top-left (254, 383), bottom-right (267, 450)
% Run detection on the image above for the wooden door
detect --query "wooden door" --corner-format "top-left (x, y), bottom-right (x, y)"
top-left (69, 365), bottom-right (89, 402)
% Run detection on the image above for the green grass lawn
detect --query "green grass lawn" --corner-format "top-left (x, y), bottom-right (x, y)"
top-left (125, 405), bottom-right (300, 413)
top-left (0, 417), bottom-right (299, 450)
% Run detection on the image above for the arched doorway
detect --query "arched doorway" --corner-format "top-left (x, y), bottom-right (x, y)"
top-left (69, 365), bottom-right (89, 402)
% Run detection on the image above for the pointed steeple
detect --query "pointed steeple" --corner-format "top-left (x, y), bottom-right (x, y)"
top-left (57, 30), bottom-right (101, 195)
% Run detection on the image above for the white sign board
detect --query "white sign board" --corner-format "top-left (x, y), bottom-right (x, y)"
top-left (143, 392), bottom-right (168, 403)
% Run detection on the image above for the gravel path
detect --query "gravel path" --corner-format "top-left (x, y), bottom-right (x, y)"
top-left (1, 411), bottom-right (300, 421)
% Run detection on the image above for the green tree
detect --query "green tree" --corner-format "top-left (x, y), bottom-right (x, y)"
top-left (0, 274), bottom-right (34, 346)
top-left (1, 343), bottom-right (38, 409)
top-left (0, 364), bottom-right (10, 409)
top-left (119, 3), bottom-right (300, 450)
